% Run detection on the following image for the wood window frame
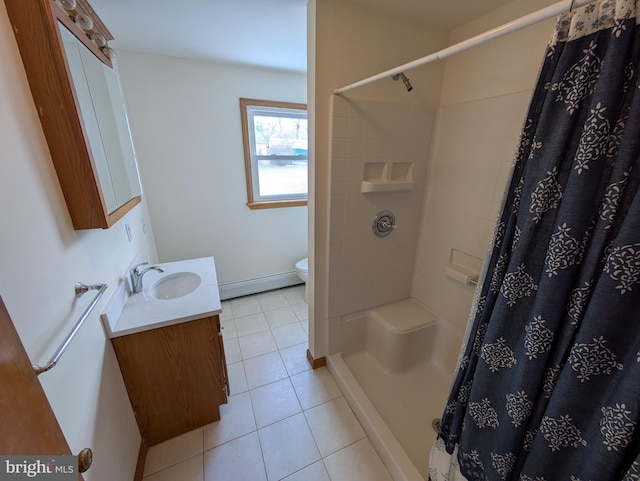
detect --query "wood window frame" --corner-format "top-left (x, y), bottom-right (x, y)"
top-left (240, 98), bottom-right (308, 210)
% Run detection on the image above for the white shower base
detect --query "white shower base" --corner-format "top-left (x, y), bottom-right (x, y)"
top-left (327, 298), bottom-right (462, 481)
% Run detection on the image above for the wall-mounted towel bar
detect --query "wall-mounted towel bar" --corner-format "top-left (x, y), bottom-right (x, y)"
top-left (33, 282), bottom-right (107, 375)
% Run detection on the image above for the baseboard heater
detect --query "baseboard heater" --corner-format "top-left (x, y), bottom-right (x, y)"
top-left (218, 271), bottom-right (303, 300)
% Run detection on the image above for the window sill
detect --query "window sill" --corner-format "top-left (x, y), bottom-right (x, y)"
top-left (247, 200), bottom-right (308, 210)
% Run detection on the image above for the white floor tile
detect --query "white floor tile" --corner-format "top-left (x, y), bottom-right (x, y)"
top-left (204, 432), bottom-right (267, 481)
top-left (323, 438), bottom-right (393, 481)
top-left (223, 337), bottom-right (241, 364)
top-left (290, 302), bottom-right (309, 321)
top-left (244, 351), bottom-right (288, 389)
top-left (282, 285), bottom-right (306, 305)
top-left (238, 329), bottom-right (278, 359)
top-left (250, 378), bottom-right (302, 428)
top-left (299, 318), bottom-right (309, 333)
top-left (305, 397), bottom-right (366, 457)
top-left (257, 290), bottom-right (289, 311)
top-left (230, 295), bottom-right (262, 318)
top-left (143, 454), bottom-right (203, 481)
top-left (279, 343), bottom-right (311, 376)
top-left (281, 461), bottom-right (330, 481)
top-left (221, 319), bottom-right (237, 341)
top-left (235, 313), bottom-right (269, 337)
top-left (258, 413), bottom-right (321, 481)
top-left (220, 301), bottom-right (233, 321)
top-left (290, 367), bottom-right (342, 410)
top-left (144, 428), bottom-right (203, 476)
top-left (226, 361), bottom-right (248, 395)
top-left (271, 322), bottom-right (308, 349)
top-left (203, 392), bottom-right (256, 450)
top-left (264, 306), bottom-right (298, 329)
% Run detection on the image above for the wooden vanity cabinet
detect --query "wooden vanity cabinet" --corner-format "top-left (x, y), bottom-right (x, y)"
top-left (111, 315), bottom-right (229, 446)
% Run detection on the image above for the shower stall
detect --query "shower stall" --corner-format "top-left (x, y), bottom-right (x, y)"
top-left (323, 90), bottom-right (530, 480)
top-left (317, 3), bottom-right (573, 477)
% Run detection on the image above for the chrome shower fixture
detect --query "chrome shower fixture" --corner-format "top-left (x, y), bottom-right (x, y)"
top-left (392, 72), bottom-right (413, 92)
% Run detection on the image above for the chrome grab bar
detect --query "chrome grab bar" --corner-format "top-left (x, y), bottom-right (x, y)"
top-left (33, 282), bottom-right (108, 376)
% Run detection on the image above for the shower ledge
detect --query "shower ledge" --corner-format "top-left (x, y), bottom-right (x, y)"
top-left (361, 180), bottom-right (414, 193)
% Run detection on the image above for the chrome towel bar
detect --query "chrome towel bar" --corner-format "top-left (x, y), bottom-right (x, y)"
top-left (33, 282), bottom-right (107, 375)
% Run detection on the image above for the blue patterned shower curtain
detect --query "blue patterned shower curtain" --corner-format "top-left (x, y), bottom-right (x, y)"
top-left (430, 1), bottom-right (640, 480)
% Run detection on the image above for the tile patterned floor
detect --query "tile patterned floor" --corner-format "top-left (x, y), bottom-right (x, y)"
top-left (141, 285), bottom-right (393, 481)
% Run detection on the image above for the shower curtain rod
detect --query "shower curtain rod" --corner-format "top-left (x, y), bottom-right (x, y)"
top-left (334, 0), bottom-right (592, 94)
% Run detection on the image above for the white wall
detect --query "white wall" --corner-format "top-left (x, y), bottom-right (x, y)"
top-left (312, 0), bottom-right (449, 359)
top-left (115, 51), bottom-right (308, 287)
top-left (0, 3), bottom-right (158, 480)
top-left (411, 0), bottom-right (558, 330)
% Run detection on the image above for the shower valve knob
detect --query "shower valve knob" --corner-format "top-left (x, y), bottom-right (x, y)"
top-left (372, 211), bottom-right (396, 237)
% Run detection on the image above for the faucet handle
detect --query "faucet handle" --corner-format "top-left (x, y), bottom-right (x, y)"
top-left (131, 262), bottom-right (148, 274)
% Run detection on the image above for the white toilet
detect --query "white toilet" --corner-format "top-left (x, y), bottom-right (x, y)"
top-left (295, 257), bottom-right (309, 303)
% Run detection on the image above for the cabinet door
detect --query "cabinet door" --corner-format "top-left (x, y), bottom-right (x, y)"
top-left (112, 317), bottom-right (227, 446)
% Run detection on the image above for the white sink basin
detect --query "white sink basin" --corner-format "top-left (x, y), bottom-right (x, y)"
top-left (101, 257), bottom-right (222, 338)
top-left (149, 272), bottom-right (202, 300)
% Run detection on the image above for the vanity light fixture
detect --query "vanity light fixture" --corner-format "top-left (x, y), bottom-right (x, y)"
top-left (55, 0), bottom-right (116, 60)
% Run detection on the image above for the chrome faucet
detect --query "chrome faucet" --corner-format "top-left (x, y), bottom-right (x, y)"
top-left (130, 262), bottom-right (165, 293)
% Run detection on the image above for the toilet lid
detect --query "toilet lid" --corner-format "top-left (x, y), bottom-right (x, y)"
top-left (295, 258), bottom-right (308, 272)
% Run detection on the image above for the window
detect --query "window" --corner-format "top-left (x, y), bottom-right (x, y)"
top-left (240, 98), bottom-right (308, 209)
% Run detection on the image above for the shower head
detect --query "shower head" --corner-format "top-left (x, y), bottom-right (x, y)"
top-left (392, 72), bottom-right (413, 92)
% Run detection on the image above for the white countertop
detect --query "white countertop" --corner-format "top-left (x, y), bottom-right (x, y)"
top-left (101, 257), bottom-right (222, 338)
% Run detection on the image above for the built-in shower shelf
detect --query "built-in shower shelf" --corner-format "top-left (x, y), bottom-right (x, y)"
top-left (361, 180), bottom-right (414, 193)
top-left (361, 161), bottom-right (414, 193)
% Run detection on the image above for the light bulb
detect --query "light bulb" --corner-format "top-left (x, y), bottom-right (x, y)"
top-left (90, 33), bottom-right (107, 47)
top-left (75, 12), bottom-right (93, 31)
top-left (101, 46), bottom-right (116, 59)
top-left (59, 0), bottom-right (77, 11)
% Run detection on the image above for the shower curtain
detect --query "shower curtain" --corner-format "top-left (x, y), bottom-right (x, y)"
top-left (430, 1), bottom-right (640, 480)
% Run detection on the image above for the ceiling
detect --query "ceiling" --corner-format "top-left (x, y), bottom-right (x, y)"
top-left (89, 0), bottom-right (515, 73)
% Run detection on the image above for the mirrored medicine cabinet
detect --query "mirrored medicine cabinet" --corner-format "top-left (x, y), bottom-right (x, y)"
top-left (4, 0), bottom-right (142, 229)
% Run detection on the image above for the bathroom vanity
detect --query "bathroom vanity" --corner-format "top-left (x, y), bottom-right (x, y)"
top-left (101, 257), bottom-right (228, 446)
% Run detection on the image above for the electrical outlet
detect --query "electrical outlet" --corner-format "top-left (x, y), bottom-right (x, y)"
top-left (125, 222), bottom-right (133, 242)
